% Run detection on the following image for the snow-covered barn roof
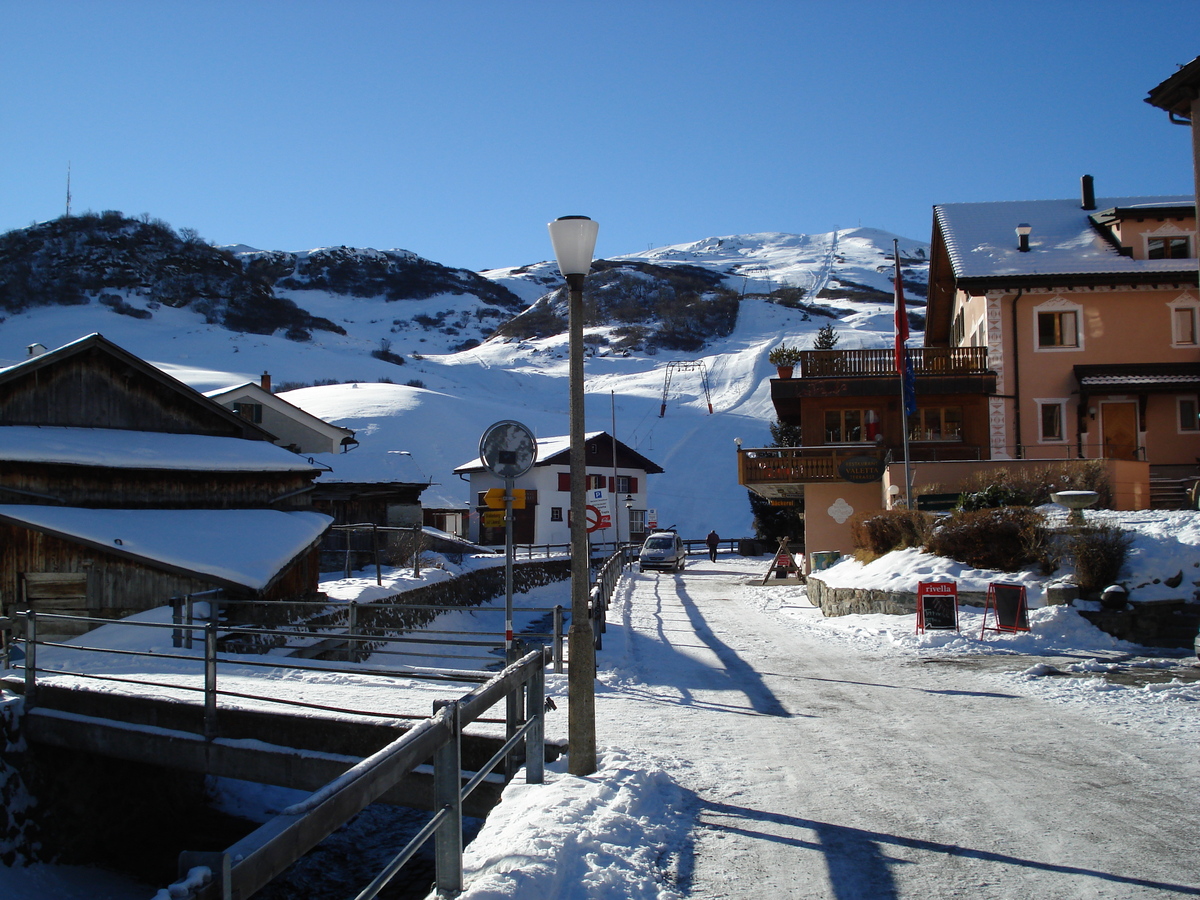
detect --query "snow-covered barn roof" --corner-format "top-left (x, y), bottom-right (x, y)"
top-left (0, 505), bottom-right (331, 591)
top-left (0, 425), bottom-right (321, 473)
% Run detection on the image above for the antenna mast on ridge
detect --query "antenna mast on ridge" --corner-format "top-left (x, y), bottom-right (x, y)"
top-left (65, 162), bottom-right (72, 217)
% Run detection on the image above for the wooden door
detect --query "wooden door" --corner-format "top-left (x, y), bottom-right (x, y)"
top-left (1100, 401), bottom-right (1138, 460)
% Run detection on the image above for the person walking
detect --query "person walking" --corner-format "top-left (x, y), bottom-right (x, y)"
top-left (705, 529), bottom-right (720, 563)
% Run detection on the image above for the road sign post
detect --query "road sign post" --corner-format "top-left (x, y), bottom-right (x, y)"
top-left (477, 421), bottom-right (537, 664)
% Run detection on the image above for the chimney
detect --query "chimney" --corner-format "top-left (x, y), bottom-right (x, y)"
top-left (1081, 174), bottom-right (1095, 211)
top-left (261, 371), bottom-right (271, 392)
top-left (1016, 223), bottom-right (1032, 252)
top-left (26, 342), bottom-right (47, 357)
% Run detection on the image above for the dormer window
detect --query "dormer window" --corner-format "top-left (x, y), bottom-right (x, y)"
top-left (1148, 236), bottom-right (1190, 259)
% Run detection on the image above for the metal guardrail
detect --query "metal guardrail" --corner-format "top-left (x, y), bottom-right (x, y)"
top-left (589, 545), bottom-right (637, 650)
top-left (165, 594), bottom-right (567, 674)
top-left (9, 609), bottom-right (551, 900)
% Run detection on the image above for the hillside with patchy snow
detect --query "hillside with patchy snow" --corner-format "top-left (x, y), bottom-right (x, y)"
top-left (0, 224), bottom-right (928, 536)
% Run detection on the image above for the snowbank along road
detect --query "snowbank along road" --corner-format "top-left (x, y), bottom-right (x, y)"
top-left (598, 557), bottom-right (1200, 899)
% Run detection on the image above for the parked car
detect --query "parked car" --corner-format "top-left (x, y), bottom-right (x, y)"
top-left (639, 530), bottom-right (686, 573)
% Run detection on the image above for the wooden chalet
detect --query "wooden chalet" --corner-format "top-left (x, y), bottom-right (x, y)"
top-left (0, 334), bottom-right (332, 633)
top-left (747, 346), bottom-right (997, 502)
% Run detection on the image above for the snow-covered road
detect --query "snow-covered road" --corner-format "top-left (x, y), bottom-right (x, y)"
top-left (591, 558), bottom-right (1200, 899)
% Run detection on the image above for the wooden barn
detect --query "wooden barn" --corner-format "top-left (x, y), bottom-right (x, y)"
top-left (0, 334), bottom-right (332, 634)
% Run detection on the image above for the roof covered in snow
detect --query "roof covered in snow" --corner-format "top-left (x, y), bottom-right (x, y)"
top-left (0, 505), bottom-right (332, 590)
top-left (0, 425), bottom-right (321, 472)
top-left (453, 431), bottom-right (664, 475)
top-left (933, 195), bottom-right (1194, 281)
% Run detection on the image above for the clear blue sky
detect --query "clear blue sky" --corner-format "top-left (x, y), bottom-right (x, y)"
top-left (2, 2), bottom-right (1197, 272)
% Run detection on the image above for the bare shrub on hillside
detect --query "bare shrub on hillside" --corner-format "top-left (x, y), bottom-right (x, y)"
top-left (926, 507), bottom-right (1051, 572)
top-left (850, 509), bottom-right (932, 557)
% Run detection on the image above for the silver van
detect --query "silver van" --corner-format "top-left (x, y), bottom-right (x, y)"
top-left (638, 531), bottom-right (685, 573)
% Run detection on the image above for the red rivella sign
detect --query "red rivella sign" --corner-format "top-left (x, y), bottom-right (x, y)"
top-left (916, 580), bottom-right (959, 633)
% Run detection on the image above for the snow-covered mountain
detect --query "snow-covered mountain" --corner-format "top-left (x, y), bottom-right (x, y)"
top-left (0, 221), bottom-right (929, 536)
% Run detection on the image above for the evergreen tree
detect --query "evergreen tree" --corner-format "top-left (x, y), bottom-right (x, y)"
top-left (747, 417), bottom-right (805, 543)
top-left (814, 322), bottom-right (839, 350)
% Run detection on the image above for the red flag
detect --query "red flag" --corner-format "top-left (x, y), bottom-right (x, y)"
top-left (894, 241), bottom-right (908, 374)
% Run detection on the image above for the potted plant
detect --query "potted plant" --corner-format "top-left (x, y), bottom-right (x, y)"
top-left (768, 344), bottom-right (802, 378)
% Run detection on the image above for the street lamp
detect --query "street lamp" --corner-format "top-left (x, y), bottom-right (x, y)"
top-left (548, 214), bottom-right (599, 777)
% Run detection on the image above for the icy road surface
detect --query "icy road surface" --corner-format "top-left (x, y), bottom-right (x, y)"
top-left (591, 558), bottom-right (1200, 899)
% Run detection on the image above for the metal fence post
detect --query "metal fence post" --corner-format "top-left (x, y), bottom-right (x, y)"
top-left (184, 594), bottom-right (195, 650)
top-left (24, 611), bottom-right (37, 706)
top-left (526, 655), bottom-right (545, 785)
top-left (552, 605), bottom-right (563, 674)
top-left (373, 524), bottom-right (383, 586)
top-left (171, 596), bottom-right (183, 648)
top-left (347, 601), bottom-right (359, 663)
top-left (204, 621), bottom-right (218, 740)
top-left (433, 700), bottom-right (463, 898)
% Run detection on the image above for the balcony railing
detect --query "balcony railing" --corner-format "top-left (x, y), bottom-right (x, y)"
top-left (737, 446), bottom-right (886, 489)
top-left (795, 347), bottom-right (989, 378)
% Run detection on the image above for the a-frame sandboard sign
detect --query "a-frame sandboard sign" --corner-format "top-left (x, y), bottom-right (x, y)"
top-left (980, 582), bottom-right (1030, 638)
top-left (916, 581), bottom-right (959, 634)
top-left (761, 538), bottom-right (802, 584)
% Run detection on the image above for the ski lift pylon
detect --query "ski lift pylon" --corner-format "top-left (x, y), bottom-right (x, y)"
top-left (659, 360), bottom-right (714, 417)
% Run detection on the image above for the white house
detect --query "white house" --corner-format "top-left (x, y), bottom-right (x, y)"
top-left (206, 374), bottom-right (358, 454)
top-left (453, 431), bottom-right (664, 547)
top-left (209, 376), bottom-right (437, 536)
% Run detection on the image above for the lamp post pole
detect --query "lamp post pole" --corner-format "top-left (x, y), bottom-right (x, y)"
top-left (548, 215), bottom-right (599, 777)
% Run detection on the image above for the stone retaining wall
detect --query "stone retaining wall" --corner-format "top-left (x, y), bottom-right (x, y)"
top-left (806, 575), bottom-right (1199, 648)
top-left (806, 575), bottom-right (986, 617)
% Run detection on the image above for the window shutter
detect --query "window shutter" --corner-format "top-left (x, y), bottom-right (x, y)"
top-left (558, 472), bottom-right (570, 492)
top-left (629, 476), bottom-right (639, 493)
top-left (608, 476), bottom-right (615, 492)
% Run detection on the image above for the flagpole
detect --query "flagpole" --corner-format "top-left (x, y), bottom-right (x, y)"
top-left (894, 239), bottom-right (914, 509)
top-left (899, 359), bottom-right (914, 509)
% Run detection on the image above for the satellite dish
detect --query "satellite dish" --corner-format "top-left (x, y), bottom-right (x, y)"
top-left (479, 420), bottom-right (537, 479)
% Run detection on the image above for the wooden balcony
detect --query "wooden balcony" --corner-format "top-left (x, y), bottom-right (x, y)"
top-left (773, 347), bottom-right (995, 405)
top-left (796, 347), bottom-right (990, 378)
top-left (737, 446), bottom-right (887, 499)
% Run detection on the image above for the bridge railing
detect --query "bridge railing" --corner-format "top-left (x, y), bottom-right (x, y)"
top-left (10, 608), bottom-right (552, 899)
top-left (589, 544), bottom-right (638, 650)
top-left (163, 593), bottom-right (568, 673)
top-left (174, 648), bottom-right (550, 900)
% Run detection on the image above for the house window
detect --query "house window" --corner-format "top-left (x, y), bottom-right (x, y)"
top-left (824, 408), bottom-right (880, 443)
top-left (614, 475), bottom-right (632, 494)
top-left (1179, 396), bottom-right (1200, 433)
top-left (1171, 301), bottom-right (1199, 347)
top-left (233, 402), bottom-right (263, 423)
top-left (587, 473), bottom-right (606, 490)
top-left (1037, 311), bottom-right (1078, 348)
top-left (1148, 236), bottom-right (1190, 259)
top-left (906, 407), bottom-right (963, 442)
top-left (628, 508), bottom-right (646, 535)
top-left (1037, 400), bottom-right (1067, 443)
top-left (550, 507), bottom-right (563, 522)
